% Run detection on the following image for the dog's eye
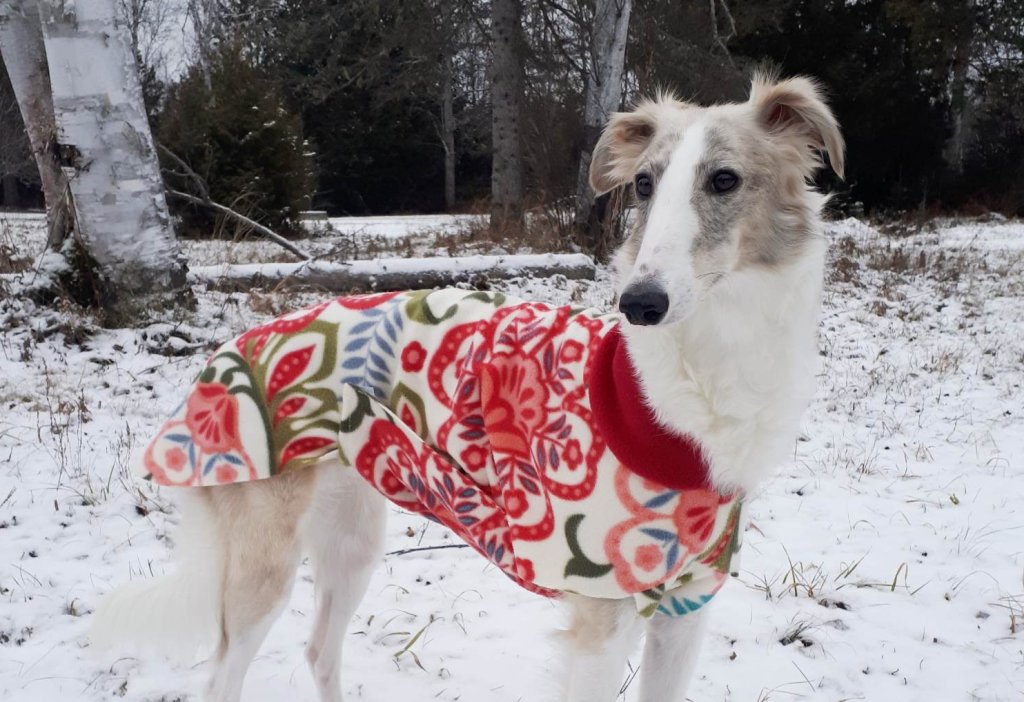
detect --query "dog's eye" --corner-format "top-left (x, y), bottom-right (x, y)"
top-left (634, 173), bottom-right (654, 198)
top-left (710, 169), bottom-right (739, 194)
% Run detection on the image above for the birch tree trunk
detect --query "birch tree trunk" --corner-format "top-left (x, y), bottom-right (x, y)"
top-left (489, 0), bottom-right (524, 231)
top-left (0, 0), bottom-right (70, 246)
top-left (38, 0), bottom-right (187, 302)
top-left (573, 0), bottom-right (631, 255)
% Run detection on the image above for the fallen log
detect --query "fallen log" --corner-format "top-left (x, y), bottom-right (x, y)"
top-left (189, 253), bottom-right (596, 293)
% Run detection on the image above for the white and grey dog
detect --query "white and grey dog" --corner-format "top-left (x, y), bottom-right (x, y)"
top-left (92, 71), bottom-right (843, 702)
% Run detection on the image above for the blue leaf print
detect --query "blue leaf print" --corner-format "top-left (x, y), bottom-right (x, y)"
top-left (340, 298), bottom-right (404, 398)
top-left (640, 527), bottom-right (677, 542)
top-left (344, 336), bottom-right (371, 352)
top-left (666, 542), bottom-right (680, 570)
top-left (644, 492), bottom-right (678, 509)
top-left (349, 320), bottom-right (376, 335)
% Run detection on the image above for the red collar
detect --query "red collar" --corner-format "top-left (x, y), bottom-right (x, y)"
top-left (588, 326), bottom-right (713, 491)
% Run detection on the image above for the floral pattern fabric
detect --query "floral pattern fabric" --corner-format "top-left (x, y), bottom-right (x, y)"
top-left (140, 289), bottom-right (742, 618)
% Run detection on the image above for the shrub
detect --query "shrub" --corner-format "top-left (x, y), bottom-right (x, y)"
top-left (157, 44), bottom-right (314, 238)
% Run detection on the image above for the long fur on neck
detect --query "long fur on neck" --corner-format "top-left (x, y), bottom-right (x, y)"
top-left (620, 234), bottom-right (826, 495)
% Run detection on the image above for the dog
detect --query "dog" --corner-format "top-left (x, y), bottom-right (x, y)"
top-left (91, 71), bottom-right (843, 702)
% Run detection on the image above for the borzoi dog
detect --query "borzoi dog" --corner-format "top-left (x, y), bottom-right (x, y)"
top-left (92, 71), bottom-right (844, 702)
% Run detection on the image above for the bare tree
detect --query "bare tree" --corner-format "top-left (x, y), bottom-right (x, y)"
top-left (119, 0), bottom-right (179, 75)
top-left (573, 0), bottom-right (631, 254)
top-left (490, 0), bottom-right (526, 230)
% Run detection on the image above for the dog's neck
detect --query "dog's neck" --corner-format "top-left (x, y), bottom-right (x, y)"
top-left (618, 237), bottom-right (826, 495)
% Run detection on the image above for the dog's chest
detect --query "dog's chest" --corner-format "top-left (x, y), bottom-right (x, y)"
top-left (140, 289), bottom-right (742, 617)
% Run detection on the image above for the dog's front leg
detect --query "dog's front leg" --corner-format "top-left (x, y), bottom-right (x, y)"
top-left (562, 595), bottom-right (642, 702)
top-left (636, 605), bottom-right (711, 701)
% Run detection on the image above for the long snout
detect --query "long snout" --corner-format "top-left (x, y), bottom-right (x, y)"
top-left (619, 281), bottom-right (669, 326)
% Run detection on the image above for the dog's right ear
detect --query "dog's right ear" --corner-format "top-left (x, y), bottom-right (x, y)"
top-left (589, 107), bottom-right (658, 196)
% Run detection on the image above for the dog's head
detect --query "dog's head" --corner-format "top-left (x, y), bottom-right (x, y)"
top-left (591, 72), bottom-right (845, 327)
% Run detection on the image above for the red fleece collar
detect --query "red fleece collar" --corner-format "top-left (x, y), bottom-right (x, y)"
top-left (589, 326), bottom-right (713, 492)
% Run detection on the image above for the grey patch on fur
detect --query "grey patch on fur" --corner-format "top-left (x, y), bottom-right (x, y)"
top-left (690, 126), bottom-right (745, 255)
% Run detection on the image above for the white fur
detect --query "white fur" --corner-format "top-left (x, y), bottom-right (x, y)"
top-left (90, 491), bottom-right (223, 661)
top-left (621, 233), bottom-right (825, 494)
top-left (626, 123), bottom-right (707, 323)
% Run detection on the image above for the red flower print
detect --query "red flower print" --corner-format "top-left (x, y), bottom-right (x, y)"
top-left (564, 439), bottom-right (583, 469)
top-left (460, 445), bottom-right (489, 471)
top-left (185, 383), bottom-right (240, 453)
top-left (634, 544), bottom-right (663, 572)
top-left (672, 490), bottom-right (722, 552)
top-left (480, 353), bottom-right (550, 457)
top-left (401, 341), bottom-right (427, 372)
top-left (505, 488), bottom-right (529, 518)
top-left (165, 446), bottom-right (187, 471)
top-left (515, 558), bottom-right (536, 582)
top-left (559, 340), bottom-right (584, 363)
top-left (380, 470), bottom-right (404, 495)
top-left (337, 291), bottom-right (401, 310)
top-left (215, 464), bottom-right (238, 483)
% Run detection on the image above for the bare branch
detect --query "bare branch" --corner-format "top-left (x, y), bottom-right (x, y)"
top-left (166, 189), bottom-right (313, 261)
top-left (709, 0), bottom-right (736, 67)
top-left (157, 143), bottom-right (210, 200)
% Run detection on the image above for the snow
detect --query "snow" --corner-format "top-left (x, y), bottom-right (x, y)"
top-left (1, 214), bottom-right (1023, 701)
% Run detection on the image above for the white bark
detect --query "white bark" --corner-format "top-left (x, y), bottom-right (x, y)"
top-left (573, 0), bottom-right (631, 235)
top-left (38, 0), bottom-right (186, 295)
top-left (0, 0), bottom-right (70, 244)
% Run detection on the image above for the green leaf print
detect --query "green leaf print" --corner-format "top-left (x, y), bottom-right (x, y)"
top-left (563, 514), bottom-right (614, 580)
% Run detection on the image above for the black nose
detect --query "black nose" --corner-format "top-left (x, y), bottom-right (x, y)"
top-left (619, 284), bottom-right (669, 326)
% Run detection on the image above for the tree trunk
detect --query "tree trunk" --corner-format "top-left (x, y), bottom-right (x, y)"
top-left (186, 0), bottom-right (221, 88)
top-left (0, 0), bottom-right (70, 245)
top-left (489, 0), bottom-right (524, 231)
top-left (38, 0), bottom-right (187, 302)
top-left (190, 253), bottom-right (596, 293)
top-left (441, 55), bottom-right (456, 212)
top-left (943, 3), bottom-right (973, 177)
top-left (574, 0), bottom-right (632, 256)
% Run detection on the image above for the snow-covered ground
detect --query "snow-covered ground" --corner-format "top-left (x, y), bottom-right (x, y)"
top-left (1, 213), bottom-right (1023, 701)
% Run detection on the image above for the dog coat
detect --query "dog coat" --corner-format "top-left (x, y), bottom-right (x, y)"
top-left (140, 289), bottom-right (742, 618)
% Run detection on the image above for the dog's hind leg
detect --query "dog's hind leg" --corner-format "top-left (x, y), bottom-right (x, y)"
top-left (302, 461), bottom-right (387, 702)
top-left (204, 469), bottom-right (318, 702)
top-left (562, 595), bottom-right (642, 702)
top-left (636, 604), bottom-right (710, 702)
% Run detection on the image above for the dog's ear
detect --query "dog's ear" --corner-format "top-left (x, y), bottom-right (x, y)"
top-left (750, 72), bottom-right (845, 180)
top-left (589, 106), bottom-right (658, 196)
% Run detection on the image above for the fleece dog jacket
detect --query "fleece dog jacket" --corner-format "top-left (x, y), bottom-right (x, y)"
top-left (140, 289), bottom-right (742, 618)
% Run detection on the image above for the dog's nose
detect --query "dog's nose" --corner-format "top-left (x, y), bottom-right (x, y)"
top-left (619, 284), bottom-right (669, 326)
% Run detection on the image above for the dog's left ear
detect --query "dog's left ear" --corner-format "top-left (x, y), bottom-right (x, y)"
top-left (750, 72), bottom-right (846, 180)
top-left (589, 104), bottom-right (660, 196)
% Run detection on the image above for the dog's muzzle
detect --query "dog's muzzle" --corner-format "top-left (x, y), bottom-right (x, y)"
top-left (619, 282), bottom-right (669, 326)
